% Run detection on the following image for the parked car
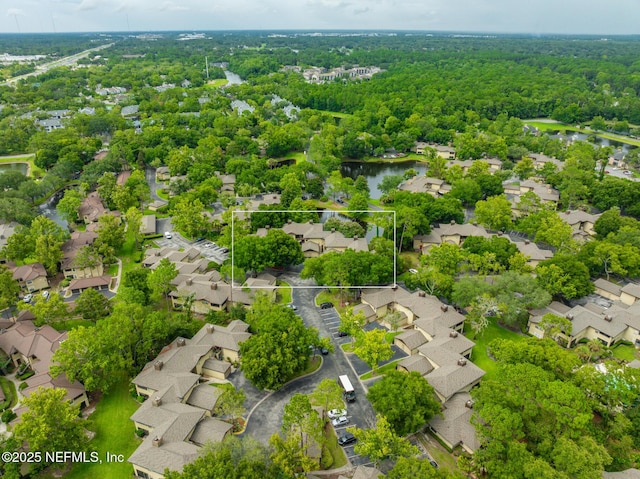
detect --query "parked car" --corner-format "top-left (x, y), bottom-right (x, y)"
top-left (429, 460), bottom-right (439, 468)
top-left (332, 416), bottom-right (349, 427)
top-left (41, 291), bottom-right (50, 300)
top-left (22, 293), bottom-right (33, 303)
top-left (164, 231), bottom-right (172, 239)
top-left (286, 304), bottom-right (298, 311)
top-left (328, 409), bottom-right (347, 419)
top-left (338, 432), bottom-right (357, 446)
top-left (221, 247), bottom-right (229, 253)
top-left (320, 347), bottom-right (329, 355)
top-left (337, 331), bottom-right (348, 337)
top-left (409, 268), bottom-right (418, 274)
top-left (320, 302), bottom-right (334, 309)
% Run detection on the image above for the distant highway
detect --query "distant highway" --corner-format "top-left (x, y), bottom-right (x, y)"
top-left (2, 43), bottom-right (115, 86)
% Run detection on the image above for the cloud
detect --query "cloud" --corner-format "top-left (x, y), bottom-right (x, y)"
top-left (77, 0), bottom-right (102, 11)
top-left (157, 1), bottom-right (189, 12)
top-left (6, 8), bottom-right (26, 17)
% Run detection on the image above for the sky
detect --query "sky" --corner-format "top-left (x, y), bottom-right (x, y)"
top-left (1, 0), bottom-right (640, 35)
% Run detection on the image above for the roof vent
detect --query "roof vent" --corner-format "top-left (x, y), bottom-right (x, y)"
top-left (265, 225), bottom-right (270, 230)
top-left (458, 358), bottom-right (467, 366)
top-left (0, 328), bottom-right (5, 334)
top-left (331, 228), bottom-right (336, 233)
top-left (465, 400), bottom-right (474, 409)
top-left (308, 220), bottom-right (314, 224)
top-left (287, 219), bottom-right (292, 224)
top-left (176, 337), bottom-right (186, 347)
top-left (497, 231), bottom-right (503, 236)
top-left (211, 283), bottom-right (217, 290)
top-left (418, 291), bottom-right (426, 297)
top-left (604, 314), bottom-right (613, 322)
top-left (154, 360), bottom-right (163, 370)
top-left (450, 330), bottom-right (458, 338)
top-left (186, 278), bottom-right (192, 286)
top-left (206, 323), bottom-right (214, 333)
top-left (524, 240), bottom-right (530, 245)
top-left (566, 313), bottom-right (574, 321)
top-left (152, 396), bottom-right (162, 407)
top-left (441, 304), bottom-right (449, 312)
top-left (450, 220), bottom-right (455, 225)
top-left (353, 235), bottom-right (359, 240)
top-left (392, 285), bottom-right (398, 291)
top-left (155, 250), bottom-right (161, 256)
top-left (152, 436), bottom-right (163, 447)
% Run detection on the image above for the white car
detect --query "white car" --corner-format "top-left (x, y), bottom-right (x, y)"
top-left (331, 416), bottom-right (349, 427)
top-left (328, 409), bottom-right (347, 419)
top-left (409, 268), bottom-right (418, 274)
top-left (41, 291), bottom-right (50, 300)
top-left (22, 293), bottom-right (33, 303)
top-left (164, 231), bottom-right (172, 239)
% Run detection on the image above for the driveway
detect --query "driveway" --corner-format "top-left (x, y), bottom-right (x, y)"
top-left (154, 233), bottom-right (229, 264)
top-left (232, 273), bottom-right (377, 465)
top-left (145, 166), bottom-right (169, 204)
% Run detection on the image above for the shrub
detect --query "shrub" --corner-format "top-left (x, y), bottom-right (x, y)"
top-left (17, 369), bottom-right (35, 381)
top-left (18, 382), bottom-right (28, 391)
top-left (320, 445), bottom-right (333, 469)
top-left (320, 195), bottom-right (328, 202)
top-left (135, 428), bottom-right (147, 438)
top-left (1, 409), bottom-right (16, 423)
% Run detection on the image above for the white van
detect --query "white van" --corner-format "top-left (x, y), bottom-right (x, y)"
top-left (164, 232), bottom-right (172, 239)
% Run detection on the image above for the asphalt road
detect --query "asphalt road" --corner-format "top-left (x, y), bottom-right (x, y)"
top-left (239, 273), bottom-right (377, 466)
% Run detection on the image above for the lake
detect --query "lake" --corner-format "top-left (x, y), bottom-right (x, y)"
top-left (0, 162), bottom-right (28, 175)
top-left (340, 161), bottom-right (427, 199)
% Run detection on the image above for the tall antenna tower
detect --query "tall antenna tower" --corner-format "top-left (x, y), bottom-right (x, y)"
top-left (205, 56), bottom-right (209, 80)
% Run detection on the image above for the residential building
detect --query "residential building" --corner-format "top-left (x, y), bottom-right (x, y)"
top-left (61, 231), bottom-right (103, 279)
top-left (560, 209), bottom-right (601, 240)
top-left (413, 221), bottom-right (491, 252)
top-left (0, 320), bottom-right (88, 410)
top-left (215, 172), bottom-right (236, 193)
top-left (141, 215), bottom-right (157, 235)
top-left (129, 331), bottom-right (239, 479)
top-left (155, 167), bottom-right (170, 182)
top-left (528, 299), bottom-right (640, 348)
top-left (11, 262), bottom-right (49, 292)
top-left (68, 275), bottom-right (111, 295)
top-left (78, 191), bottom-right (108, 224)
top-left (399, 176), bottom-right (448, 196)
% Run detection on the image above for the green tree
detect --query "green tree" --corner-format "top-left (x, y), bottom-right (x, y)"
top-left (56, 188), bottom-right (83, 224)
top-left (474, 195), bottom-right (513, 231)
top-left (94, 213), bottom-right (125, 261)
top-left (378, 174), bottom-right (404, 195)
top-left (213, 383), bottom-right (246, 432)
top-left (241, 307), bottom-right (318, 390)
top-left (388, 457), bottom-right (459, 479)
top-left (591, 115), bottom-right (607, 131)
top-left (309, 379), bottom-right (344, 422)
top-left (73, 287), bottom-right (112, 321)
top-left (13, 388), bottom-right (86, 460)
top-left (513, 157), bottom-right (535, 180)
top-left (338, 307), bottom-right (367, 343)
top-left (148, 258), bottom-right (178, 304)
top-left (269, 433), bottom-right (318, 477)
top-left (125, 206), bottom-right (143, 249)
top-left (348, 193), bottom-right (369, 220)
top-left (367, 371), bottom-right (441, 436)
top-left (535, 255), bottom-right (594, 300)
top-left (0, 264), bottom-right (20, 310)
top-left (31, 215), bottom-right (68, 274)
top-left (534, 213), bottom-right (575, 251)
top-left (282, 393), bottom-right (323, 451)
top-left (353, 328), bottom-right (394, 375)
top-left (20, 292), bottom-right (69, 326)
top-left (1, 224), bottom-right (34, 262)
top-left (279, 172), bottom-right (303, 208)
top-left (171, 197), bottom-right (209, 239)
top-left (538, 313), bottom-right (573, 343)
top-left (350, 414), bottom-right (420, 466)
top-left (449, 178), bottom-right (482, 206)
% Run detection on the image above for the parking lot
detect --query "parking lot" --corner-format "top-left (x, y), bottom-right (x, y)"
top-left (155, 233), bottom-right (229, 264)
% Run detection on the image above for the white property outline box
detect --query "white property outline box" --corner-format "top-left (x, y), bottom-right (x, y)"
top-left (231, 209), bottom-right (397, 289)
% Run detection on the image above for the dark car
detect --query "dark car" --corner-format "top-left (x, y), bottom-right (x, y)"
top-left (338, 432), bottom-right (357, 446)
top-left (321, 347), bottom-right (329, 355)
top-left (221, 247), bottom-right (229, 253)
top-left (337, 331), bottom-right (348, 337)
top-left (320, 302), bottom-right (334, 309)
top-left (429, 460), bottom-right (438, 468)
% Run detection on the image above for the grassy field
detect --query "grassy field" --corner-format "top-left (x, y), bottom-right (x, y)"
top-left (465, 318), bottom-right (526, 379)
top-left (324, 424), bottom-right (347, 469)
top-left (206, 78), bottom-right (229, 88)
top-left (611, 343), bottom-right (639, 362)
top-left (282, 152), bottom-right (306, 164)
top-left (0, 376), bottom-right (17, 409)
top-left (276, 280), bottom-right (292, 304)
top-left (58, 379), bottom-right (141, 479)
top-left (360, 358), bottom-right (402, 380)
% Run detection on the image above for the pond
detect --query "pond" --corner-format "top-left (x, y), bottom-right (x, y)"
top-left (340, 161), bottom-right (427, 199)
top-left (0, 162), bottom-right (28, 175)
top-left (39, 189), bottom-right (68, 229)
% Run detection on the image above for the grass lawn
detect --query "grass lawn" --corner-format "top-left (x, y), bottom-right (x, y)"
top-left (117, 230), bottom-right (146, 276)
top-left (315, 290), bottom-right (357, 316)
top-left (417, 432), bottom-right (460, 472)
top-left (360, 358), bottom-right (402, 380)
top-left (400, 251), bottom-right (420, 268)
top-left (384, 331), bottom-right (401, 343)
top-left (276, 280), bottom-right (292, 304)
top-left (465, 318), bottom-right (526, 379)
top-left (323, 424), bottom-right (347, 469)
top-left (287, 356), bottom-right (322, 383)
top-left (50, 319), bottom-right (96, 332)
top-left (0, 376), bottom-right (17, 408)
top-left (62, 378), bottom-right (141, 479)
top-left (283, 152), bottom-right (306, 164)
top-left (206, 78), bottom-right (229, 88)
top-left (611, 343), bottom-right (639, 362)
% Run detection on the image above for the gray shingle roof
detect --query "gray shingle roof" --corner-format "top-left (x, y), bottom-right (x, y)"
top-left (189, 417), bottom-right (233, 446)
top-left (429, 392), bottom-right (479, 452)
